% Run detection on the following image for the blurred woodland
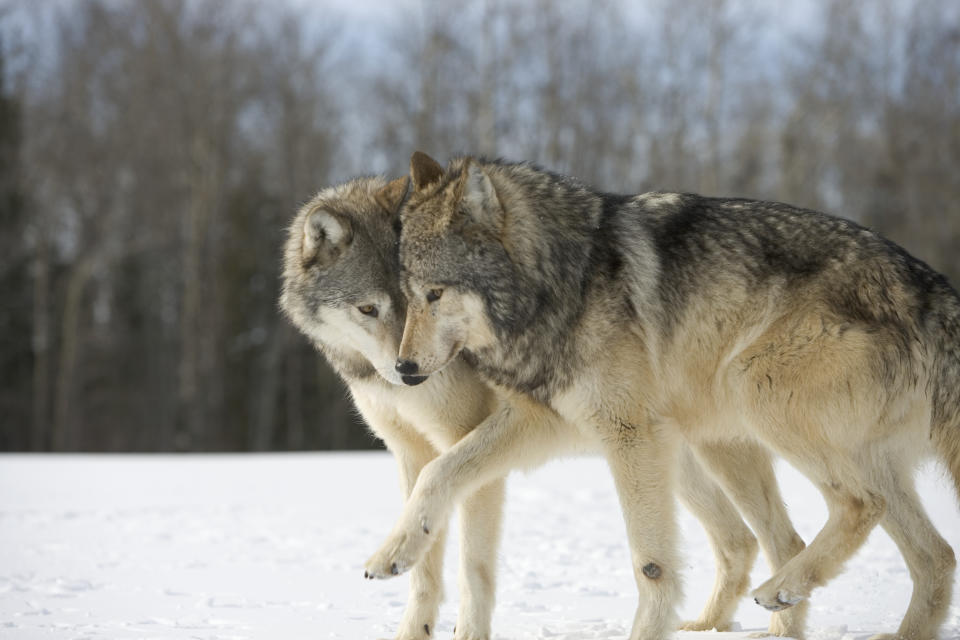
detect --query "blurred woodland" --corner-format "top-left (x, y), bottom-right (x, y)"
top-left (0, 0), bottom-right (958, 451)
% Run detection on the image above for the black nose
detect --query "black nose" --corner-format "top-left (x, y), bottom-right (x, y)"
top-left (395, 359), bottom-right (419, 375)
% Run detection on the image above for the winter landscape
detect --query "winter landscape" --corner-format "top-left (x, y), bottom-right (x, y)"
top-left (3, 2), bottom-right (960, 639)
top-left (2, 453), bottom-right (959, 639)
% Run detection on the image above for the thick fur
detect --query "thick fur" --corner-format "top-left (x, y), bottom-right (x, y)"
top-left (281, 177), bottom-right (505, 640)
top-left (385, 154), bottom-right (960, 640)
top-left (281, 177), bottom-right (807, 638)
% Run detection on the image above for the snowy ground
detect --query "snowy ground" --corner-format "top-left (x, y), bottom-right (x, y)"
top-left (2, 452), bottom-right (960, 640)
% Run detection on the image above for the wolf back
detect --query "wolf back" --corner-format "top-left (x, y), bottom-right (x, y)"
top-left (393, 153), bottom-right (960, 640)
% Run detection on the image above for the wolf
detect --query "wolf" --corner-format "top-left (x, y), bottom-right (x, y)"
top-left (280, 176), bottom-right (506, 640)
top-left (371, 151), bottom-right (960, 640)
top-left (281, 176), bottom-right (808, 638)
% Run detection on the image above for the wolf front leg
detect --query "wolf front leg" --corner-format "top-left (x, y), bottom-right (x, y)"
top-left (602, 418), bottom-right (682, 640)
top-left (364, 395), bottom-right (564, 584)
top-left (375, 423), bottom-right (447, 640)
top-left (455, 478), bottom-right (506, 640)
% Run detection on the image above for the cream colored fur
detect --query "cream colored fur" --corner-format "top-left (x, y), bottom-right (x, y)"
top-left (351, 360), bottom-right (504, 640)
top-left (376, 155), bottom-right (960, 640)
top-left (389, 281), bottom-right (954, 640)
top-left (284, 176), bottom-right (811, 640)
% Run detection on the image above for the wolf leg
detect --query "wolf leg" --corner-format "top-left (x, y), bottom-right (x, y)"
top-left (866, 463), bottom-right (955, 640)
top-left (365, 396), bottom-right (563, 581)
top-left (455, 478), bottom-right (505, 640)
top-left (377, 427), bottom-right (446, 640)
top-left (675, 445), bottom-right (758, 632)
top-left (750, 453), bottom-right (885, 613)
top-left (603, 421), bottom-right (682, 640)
top-left (693, 442), bottom-right (808, 638)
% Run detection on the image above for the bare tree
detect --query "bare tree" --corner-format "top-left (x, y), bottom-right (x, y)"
top-left (2, 0), bottom-right (957, 451)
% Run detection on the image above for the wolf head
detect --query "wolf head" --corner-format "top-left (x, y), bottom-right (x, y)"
top-left (280, 175), bottom-right (421, 386)
top-left (396, 152), bottom-right (510, 382)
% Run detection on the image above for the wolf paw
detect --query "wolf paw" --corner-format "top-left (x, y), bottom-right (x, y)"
top-left (375, 621), bottom-right (437, 640)
top-left (375, 623), bottom-right (436, 640)
top-left (866, 634), bottom-right (901, 640)
top-left (747, 629), bottom-right (805, 640)
top-left (679, 620), bottom-right (733, 632)
top-left (453, 627), bottom-right (490, 640)
top-left (764, 603), bottom-right (808, 639)
top-left (751, 580), bottom-right (806, 612)
top-left (364, 519), bottom-right (432, 580)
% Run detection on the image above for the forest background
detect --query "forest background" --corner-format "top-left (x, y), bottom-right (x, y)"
top-left (1, 0), bottom-right (958, 452)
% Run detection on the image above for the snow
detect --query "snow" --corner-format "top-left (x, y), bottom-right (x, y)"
top-left (2, 453), bottom-right (960, 639)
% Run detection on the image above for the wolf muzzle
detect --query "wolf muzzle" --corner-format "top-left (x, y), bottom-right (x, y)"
top-left (396, 359), bottom-right (428, 385)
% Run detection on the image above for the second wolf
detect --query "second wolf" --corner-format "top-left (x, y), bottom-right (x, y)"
top-left (281, 176), bottom-right (806, 639)
top-left (372, 152), bottom-right (960, 640)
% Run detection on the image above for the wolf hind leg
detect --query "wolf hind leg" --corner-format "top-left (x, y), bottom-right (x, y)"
top-left (865, 463), bottom-right (955, 640)
top-left (675, 445), bottom-right (758, 632)
top-left (750, 449), bottom-right (886, 614)
top-left (693, 441), bottom-right (808, 638)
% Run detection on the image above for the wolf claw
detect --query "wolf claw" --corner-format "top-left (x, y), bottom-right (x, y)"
top-left (366, 515), bottom-right (434, 581)
top-left (753, 589), bottom-right (805, 611)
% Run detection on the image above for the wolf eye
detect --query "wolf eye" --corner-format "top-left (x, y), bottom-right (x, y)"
top-left (426, 288), bottom-right (444, 303)
top-left (357, 304), bottom-right (378, 317)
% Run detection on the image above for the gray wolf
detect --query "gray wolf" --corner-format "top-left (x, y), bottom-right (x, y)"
top-left (280, 176), bottom-right (506, 640)
top-left (374, 151), bottom-right (960, 640)
top-left (281, 176), bottom-right (807, 638)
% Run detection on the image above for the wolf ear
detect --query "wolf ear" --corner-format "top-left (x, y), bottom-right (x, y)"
top-left (373, 176), bottom-right (409, 216)
top-left (302, 208), bottom-right (352, 265)
top-left (410, 151), bottom-right (444, 191)
top-left (457, 160), bottom-right (504, 233)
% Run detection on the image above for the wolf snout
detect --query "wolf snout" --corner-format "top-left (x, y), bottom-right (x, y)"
top-left (395, 359), bottom-right (419, 375)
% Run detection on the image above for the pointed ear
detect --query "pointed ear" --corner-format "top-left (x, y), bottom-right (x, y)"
top-left (410, 151), bottom-right (444, 191)
top-left (373, 176), bottom-right (409, 216)
top-left (457, 160), bottom-right (504, 233)
top-left (302, 208), bottom-right (352, 264)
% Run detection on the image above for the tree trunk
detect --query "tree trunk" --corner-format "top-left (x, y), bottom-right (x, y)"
top-left (176, 137), bottom-right (217, 451)
top-left (250, 325), bottom-right (286, 451)
top-left (52, 255), bottom-right (95, 451)
top-left (30, 232), bottom-right (50, 451)
top-left (285, 332), bottom-right (304, 451)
